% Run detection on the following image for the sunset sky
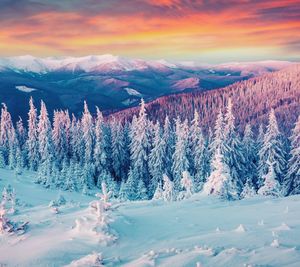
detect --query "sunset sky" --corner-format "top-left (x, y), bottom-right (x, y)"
top-left (0, 0), bottom-right (299, 63)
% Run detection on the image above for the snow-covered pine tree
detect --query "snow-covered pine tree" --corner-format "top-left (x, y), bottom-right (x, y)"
top-left (93, 107), bottom-right (108, 185)
top-left (102, 171), bottom-right (119, 199)
top-left (178, 170), bottom-right (194, 200)
top-left (81, 101), bottom-right (94, 164)
top-left (8, 128), bottom-right (18, 170)
top-left (152, 181), bottom-right (163, 200)
top-left (162, 174), bottom-right (175, 202)
top-left (258, 161), bottom-right (282, 197)
top-left (36, 101), bottom-right (54, 186)
top-left (0, 103), bottom-right (14, 165)
top-left (223, 98), bottom-right (245, 193)
top-left (118, 180), bottom-right (129, 201)
top-left (111, 118), bottom-right (129, 181)
top-left (240, 178), bottom-right (257, 199)
top-left (209, 109), bottom-right (228, 157)
top-left (124, 167), bottom-right (137, 200)
top-left (149, 122), bottom-right (166, 196)
top-left (189, 110), bottom-right (208, 191)
top-left (26, 97), bottom-right (39, 171)
top-left (136, 179), bottom-right (148, 200)
top-left (172, 117), bottom-right (189, 191)
top-left (129, 99), bottom-right (151, 195)
top-left (69, 114), bottom-right (84, 163)
top-left (258, 109), bottom-right (287, 187)
top-left (52, 111), bottom-right (68, 166)
top-left (16, 117), bottom-right (27, 150)
top-left (162, 116), bottom-right (174, 177)
top-left (243, 123), bottom-right (259, 188)
top-left (284, 116), bottom-right (300, 195)
top-left (203, 148), bottom-right (239, 200)
top-left (82, 162), bottom-right (95, 190)
top-left (65, 160), bottom-right (77, 191)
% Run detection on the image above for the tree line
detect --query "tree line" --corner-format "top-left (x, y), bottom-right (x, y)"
top-left (0, 97), bottom-right (299, 201)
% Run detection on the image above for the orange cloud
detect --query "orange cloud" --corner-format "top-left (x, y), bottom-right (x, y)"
top-left (0, 0), bottom-right (299, 62)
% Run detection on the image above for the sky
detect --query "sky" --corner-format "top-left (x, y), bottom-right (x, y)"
top-left (0, 0), bottom-right (299, 63)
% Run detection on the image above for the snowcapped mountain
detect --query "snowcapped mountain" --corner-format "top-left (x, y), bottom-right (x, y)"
top-left (0, 55), bottom-right (296, 122)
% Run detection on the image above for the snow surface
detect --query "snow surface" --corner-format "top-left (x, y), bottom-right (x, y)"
top-left (0, 168), bottom-right (300, 267)
top-left (124, 88), bottom-right (142, 97)
top-left (172, 77), bottom-right (200, 91)
top-left (15, 85), bottom-right (37, 93)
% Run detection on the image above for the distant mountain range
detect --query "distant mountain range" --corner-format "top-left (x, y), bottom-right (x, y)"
top-left (0, 55), bottom-right (295, 121)
top-left (111, 64), bottom-right (300, 134)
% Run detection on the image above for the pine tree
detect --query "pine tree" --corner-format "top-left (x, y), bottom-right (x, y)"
top-left (148, 122), bottom-right (166, 196)
top-left (125, 167), bottom-right (138, 201)
top-left (178, 171), bottom-right (194, 200)
top-left (118, 180), bottom-right (129, 201)
top-left (162, 174), bottom-right (175, 202)
top-left (65, 160), bottom-right (77, 191)
top-left (26, 98), bottom-right (39, 170)
top-left (52, 111), bottom-right (68, 166)
top-left (0, 103), bottom-right (14, 165)
top-left (240, 178), bottom-right (256, 199)
top-left (284, 116), bottom-right (300, 195)
top-left (243, 123), bottom-right (259, 187)
top-left (258, 161), bottom-right (282, 197)
top-left (111, 118), bottom-right (129, 181)
top-left (162, 116), bottom-right (174, 177)
top-left (93, 107), bottom-right (107, 183)
top-left (136, 179), bottom-right (148, 200)
top-left (172, 118), bottom-right (189, 191)
top-left (203, 149), bottom-right (239, 200)
top-left (223, 98), bottom-right (245, 193)
top-left (36, 101), bottom-right (54, 185)
top-left (189, 110), bottom-right (208, 191)
top-left (129, 99), bottom-right (151, 195)
top-left (81, 101), bottom-right (94, 164)
top-left (152, 181), bottom-right (164, 200)
top-left (258, 109), bottom-right (287, 187)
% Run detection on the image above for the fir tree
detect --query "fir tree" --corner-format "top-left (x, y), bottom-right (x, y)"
top-left (203, 149), bottom-right (239, 200)
top-left (129, 99), bottom-right (151, 194)
top-left (223, 98), bottom-right (245, 193)
top-left (240, 178), bottom-right (256, 199)
top-left (36, 101), bottom-right (54, 185)
top-left (189, 110), bottom-right (208, 191)
top-left (258, 109), bottom-right (287, 186)
top-left (26, 98), bottom-right (39, 171)
top-left (243, 123), bottom-right (259, 188)
top-left (81, 101), bottom-right (94, 164)
top-left (162, 174), bottom-right (175, 202)
top-left (172, 118), bottom-right (189, 190)
top-left (284, 116), bottom-right (300, 195)
top-left (258, 161), bottom-right (282, 197)
top-left (148, 122), bottom-right (166, 196)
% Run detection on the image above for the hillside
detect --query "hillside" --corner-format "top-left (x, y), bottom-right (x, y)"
top-left (110, 64), bottom-right (300, 133)
top-left (0, 168), bottom-right (299, 267)
top-left (0, 56), bottom-right (294, 122)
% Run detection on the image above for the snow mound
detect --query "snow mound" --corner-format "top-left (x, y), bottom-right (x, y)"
top-left (15, 85), bottom-right (37, 93)
top-left (194, 246), bottom-right (215, 256)
top-left (270, 239), bottom-right (280, 248)
top-left (64, 252), bottom-right (104, 267)
top-left (234, 224), bottom-right (247, 233)
top-left (273, 223), bottom-right (291, 231)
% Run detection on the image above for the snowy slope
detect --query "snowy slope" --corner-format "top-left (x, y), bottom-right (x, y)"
top-left (0, 168), bottom-right (300, 267)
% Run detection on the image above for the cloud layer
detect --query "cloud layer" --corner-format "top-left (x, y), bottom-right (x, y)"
top-left (0, 0), bottom-right (299, 62)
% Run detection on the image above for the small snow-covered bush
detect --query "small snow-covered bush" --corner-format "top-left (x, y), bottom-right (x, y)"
top-left (49, 194), bottom-right (66, 207)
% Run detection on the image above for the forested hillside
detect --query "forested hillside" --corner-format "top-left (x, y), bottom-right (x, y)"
top-left (111, 65), bottom-right (300, 134)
